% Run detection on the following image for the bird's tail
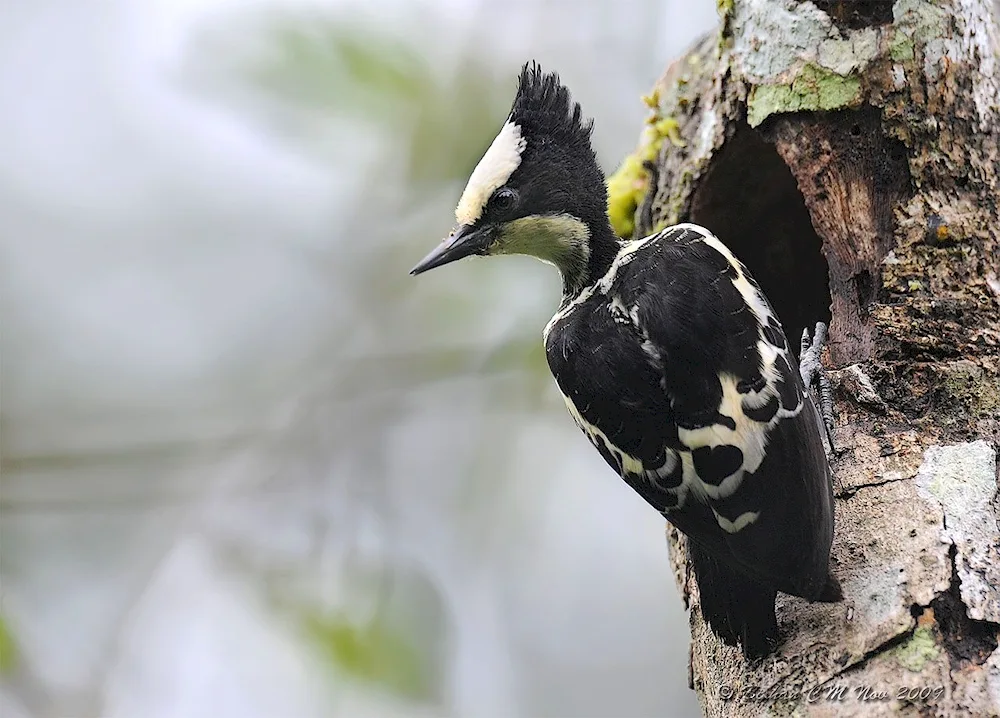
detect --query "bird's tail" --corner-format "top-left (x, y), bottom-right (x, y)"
top-left (814, 572), bottom-right (844, 602)
top-left (688, 541), bottom-right (778, 659)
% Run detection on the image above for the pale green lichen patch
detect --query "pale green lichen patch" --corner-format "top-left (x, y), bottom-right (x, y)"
top-left (731, 0), bottom-right (831, 81)
top-left (893, 626), bottom-right (939, 672)
top-left (731, 0), bottom-right (882, 104)
top-left (916, 440), bottom-right (998, 506)
top-left (893, 0), bottom-right (951, 46)
top-left (747, 63), bottom-right (862, 127)
top-left (890, 31), bottom-right (916, 62)
top-left (818, 27), bottom-right (879, 75)
top-left (915, 440), bottom-right (1000, 623)
top-left (888, 0), bottom-right (949, 72)
top-left (892, 0), bottom-right (957, 86)
top-left (940, 364), bottom-right (1000, 420)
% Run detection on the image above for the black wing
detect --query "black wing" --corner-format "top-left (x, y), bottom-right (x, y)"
top-left (545, 224), bottom-right (835, 600)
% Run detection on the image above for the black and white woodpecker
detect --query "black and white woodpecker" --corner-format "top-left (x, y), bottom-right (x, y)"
top-left (411, 62), bottom-right (841, 658)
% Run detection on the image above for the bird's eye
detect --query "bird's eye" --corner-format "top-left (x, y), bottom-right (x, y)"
top-left (492, 188), bottom-right (518, 212)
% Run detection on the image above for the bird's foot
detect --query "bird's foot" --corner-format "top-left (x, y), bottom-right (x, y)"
top-left (800, 322), bottom-right (837, 454)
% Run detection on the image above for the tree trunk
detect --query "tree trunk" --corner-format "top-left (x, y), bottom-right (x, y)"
top-left (616, 0), bottom-right (1000, 715)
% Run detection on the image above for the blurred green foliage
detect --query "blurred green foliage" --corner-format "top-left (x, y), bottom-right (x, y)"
top-left (0, 615), bottom-right (16, 674)
top-left (303, 612), bottom-right (432, 702)
top-left (202, 9), bottom-right (558, 371)
top-left (188, 9), bottom-right (563, 704)
top-left (241, 16), bottom-right (512, 189)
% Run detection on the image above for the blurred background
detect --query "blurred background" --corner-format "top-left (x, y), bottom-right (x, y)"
top-left (0, 0), bottom-right (718, 716)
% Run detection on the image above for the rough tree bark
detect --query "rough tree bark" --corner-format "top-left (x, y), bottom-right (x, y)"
top-left (612, 0), bottom-right (1000, 715)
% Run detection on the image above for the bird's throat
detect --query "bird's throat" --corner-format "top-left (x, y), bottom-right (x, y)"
top-left (494, 214), bottom-right (593, 293)
top-left (493, 213), bottom-right (622, 297)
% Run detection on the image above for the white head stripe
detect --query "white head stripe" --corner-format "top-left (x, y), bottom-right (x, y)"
top-left (455, 120), bottom-right (527, 226)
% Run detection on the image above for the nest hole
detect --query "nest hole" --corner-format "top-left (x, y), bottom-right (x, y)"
top-left (689, 124), bottom-right (831, 359)
top-left (810, 0), bottom-right (894, 30)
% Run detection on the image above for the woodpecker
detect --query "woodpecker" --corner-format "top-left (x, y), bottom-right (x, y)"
top-left (411, 62), bottom-right (841, 658)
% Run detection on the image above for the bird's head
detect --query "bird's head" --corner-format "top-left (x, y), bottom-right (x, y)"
top-left (410, 62), bottom-right (611, 291)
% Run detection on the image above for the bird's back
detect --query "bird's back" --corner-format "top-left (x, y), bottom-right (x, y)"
top-left (544, 224), bottom-right (838, 606)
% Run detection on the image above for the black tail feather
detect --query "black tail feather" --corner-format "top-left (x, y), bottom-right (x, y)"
top-left (689, 541), bottom-right (779, 659)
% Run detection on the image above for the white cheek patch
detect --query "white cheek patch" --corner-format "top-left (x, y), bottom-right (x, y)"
top-left (455, 120), bottom-right (527, 226)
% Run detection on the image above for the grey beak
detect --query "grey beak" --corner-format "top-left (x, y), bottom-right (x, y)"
top-left (410, 225), bottom-right (488, 275)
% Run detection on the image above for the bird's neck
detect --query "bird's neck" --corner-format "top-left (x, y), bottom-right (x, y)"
top-left (575, 220), bottom-right (621, 295)
top-left (540, 218), bottom-right (620, 300)
top-left (536, 216), bottom-right (620, 299)
top-left (553, 217), bottom-right (620, 300)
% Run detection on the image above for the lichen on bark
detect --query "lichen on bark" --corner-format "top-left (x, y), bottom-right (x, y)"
top-left (631, 0), bottom-right (1000, 715)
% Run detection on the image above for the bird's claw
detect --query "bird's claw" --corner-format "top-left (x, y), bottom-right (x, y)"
top-left (800, 322), bottom-right (837, 454)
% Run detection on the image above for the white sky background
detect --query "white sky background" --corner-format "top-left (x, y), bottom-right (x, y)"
top-left (0, 0), bottom-right (719, 716)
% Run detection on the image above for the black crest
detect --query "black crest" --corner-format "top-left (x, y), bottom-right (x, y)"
top-left (509, 62), bottom-right (594, 148)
